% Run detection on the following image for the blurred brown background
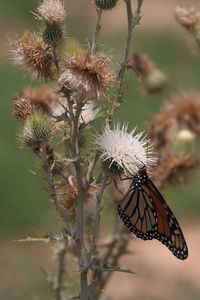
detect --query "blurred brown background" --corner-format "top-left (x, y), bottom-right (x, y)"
top-left (1, 0), bottom-right (200, 299)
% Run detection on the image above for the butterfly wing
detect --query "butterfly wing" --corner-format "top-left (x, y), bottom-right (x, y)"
top-left (118, 185), bottom-right (158, 240)
top-left (118, 179), bottom-right (188, 260)
top-left (146, 179), bottom-right (188, 260)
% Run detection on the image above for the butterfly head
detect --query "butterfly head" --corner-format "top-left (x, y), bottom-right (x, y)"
top-left (133, 166), bottom-right (148, 186)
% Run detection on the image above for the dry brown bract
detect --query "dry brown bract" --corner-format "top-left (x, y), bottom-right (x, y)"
top-left (13, 96), bottom-right (33, 121)
top-left (133, 52), bottom-right (154, 74)
top-left (60, 176), bottom-right (98, 212)
top-left (59, 51), bottom-right (116, 99)
top-left (149, 92), bottom-right (200, 149)
top-left (23, 85), bottom-right (58, 113)
top-left (11, 32), bottom-right (56, 79)
top-left (175, 6), bottom-right (200, 31)
top-left (152, 153), bottom-right (198, 188)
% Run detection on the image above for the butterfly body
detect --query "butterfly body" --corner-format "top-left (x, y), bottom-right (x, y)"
top-left (118, 166), bottom-right (188, 260)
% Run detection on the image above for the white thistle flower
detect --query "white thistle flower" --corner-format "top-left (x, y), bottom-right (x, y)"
top-left (96, 124), bottom-right (156, 175)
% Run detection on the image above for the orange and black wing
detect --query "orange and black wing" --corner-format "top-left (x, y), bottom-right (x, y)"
top-left (118, 180), bottom-right (188, 260)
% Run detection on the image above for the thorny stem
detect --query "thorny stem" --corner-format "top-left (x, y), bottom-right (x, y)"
top-left (53, 45), bottom-right (60, 73)
top-left (88, 174), bottom-right (108, 260)
top-left (67, 97), bottom-right (89, 300)
top-left (91, 8), bottom-right (103, 58)
top-left (108, 0), bottom-right (143, 125)
top-left (40, 142), bottom-right (60, 214)
top-left (54, 240), bottom-right (68, 300)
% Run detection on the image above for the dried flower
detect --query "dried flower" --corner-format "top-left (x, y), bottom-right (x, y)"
top-left (23, 85), bottom-right (58, 113)
top-left (149, 112), bottom-right (178, 150)
top-left (23, 112), bottom-right (54, 147)
top-left (37, 0), bottom-right (66, 25)
top-left (152, 153), bottom-right (198, 188)
top-left (95, 0), bottom-right (118, 10)
top-left (175, 6), bottom-right (200, 47)
top-left (10, 32), bottom-right (56, 79)
top-left (13, 96), bottom-right (33, 121)
top-left (133, 52), bottom-right (168, 94)
top-left (149, 92), bottom-right (200, 149)
top-left (175, 6), bottom-right (200, 31)
top-left (60, 176), bottom-right (97, 212)
top-left (95, 124), bottom-right (156, 176)
top-left (172, 92), bottom-right (200, 134)
top-left (59, 51), bottom-right (116, 99)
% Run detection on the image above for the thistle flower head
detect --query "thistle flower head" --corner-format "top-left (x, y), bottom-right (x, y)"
top-left (13, 96), bottom-right (33, 121)
top-left (60, 176), bottom-right (97, 212)
top-left (23, 112), bottom-right (54, 147)
top-left (59, 51), bottom-right (116, 99)
top-left (175, 6), bottom-right (200, 31)
top-left (10, 32), bottom-right (56, 79)
top-left (152, 153), bottom-right (198, 188)
top-left (96, 124), bottom-right (156, 176)
top-left (23, 85), bottom-right (58, 113)
top-left (37, 0), bottom-right (66, 25)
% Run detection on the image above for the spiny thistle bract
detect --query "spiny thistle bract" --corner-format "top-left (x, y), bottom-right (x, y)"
top-left (23, 113), bottom-right (54, 147)
top-left (95, 0), bottom-right (118, 10)
top-left (102, 158), bottom-right (124, 176)
top-left (43, 23), bottom-right (63, 45)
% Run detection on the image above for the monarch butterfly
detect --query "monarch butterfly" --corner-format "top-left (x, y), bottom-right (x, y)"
top-left (118, 166), bottom-right (188, 260)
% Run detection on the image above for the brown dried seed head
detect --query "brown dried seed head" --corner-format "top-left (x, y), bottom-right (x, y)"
top-left (152, 153), bottom-right (198, 188)
top-left (37, 0), bottom-right (66, 25)
top-left (172, 92), bottom-right (200, 134)
top-left (60, 175), bottom-right (98, 212)
top-left (13, 96), bottom-right (33, 121)
top-left (23, 85), bottom-right (58, 113)
top-left (59, 51), bottom-right (116, 99)
top-left (175, 6), bottom-right (200, 31)
top-left (133, 52), bottom-right (155, 74)
top-left (149, 92), bottom-right (200, 150)
top-left (149, 111), bottom-right (178, 150)
top-left (11, 32), bottom-right (56, 79)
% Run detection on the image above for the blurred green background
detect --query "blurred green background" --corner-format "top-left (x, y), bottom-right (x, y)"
top-left (1, 0), bottom-right (200, 299)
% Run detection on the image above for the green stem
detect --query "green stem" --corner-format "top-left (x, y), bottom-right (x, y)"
top-left (108, 0), bottom-right (142, 125)
top-left (91, 8), bottom-right (103, 57)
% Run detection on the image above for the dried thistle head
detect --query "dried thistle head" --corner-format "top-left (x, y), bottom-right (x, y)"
top-left (133, 52), bottom-right (155, 74)
top-left (60, 176), bottom-right (97, 212)
top-left (175, 6), bottom-right (200, 31)
top-left (149, 112), bottom-right (178, 150)
top-left (59, 51), bottom-right (116, 99)
top-left (10, 32), bottom-right (56, 79)
top-left (133, 52), bottom-right (168, 94)
top-left (37, 0), bottom-right (66, 25)
top-left (152, 153), bottom-right (198, 188)
top-left (23, 85), bottom-right (58, 113)
top-left (13, 96), bottom-right (33, 121)
top-left (149, 92), bottom-right (200, 150)
top-left (172, 92), bottom-right (200, 135)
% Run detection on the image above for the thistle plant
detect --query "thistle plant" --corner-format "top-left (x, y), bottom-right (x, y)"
top-left (11, 1), bottom-right (200, 299)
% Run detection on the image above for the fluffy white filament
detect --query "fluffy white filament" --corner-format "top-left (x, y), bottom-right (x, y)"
top-left (96, 124), bottom-right (156, 175)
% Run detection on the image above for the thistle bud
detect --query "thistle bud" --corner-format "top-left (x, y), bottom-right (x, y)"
top-left (43, 23), bottom-right (63, 46)
top-left (23, 113), bottom-right (54, 147)
top-left (95, 0), bottom-right (118, 10)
